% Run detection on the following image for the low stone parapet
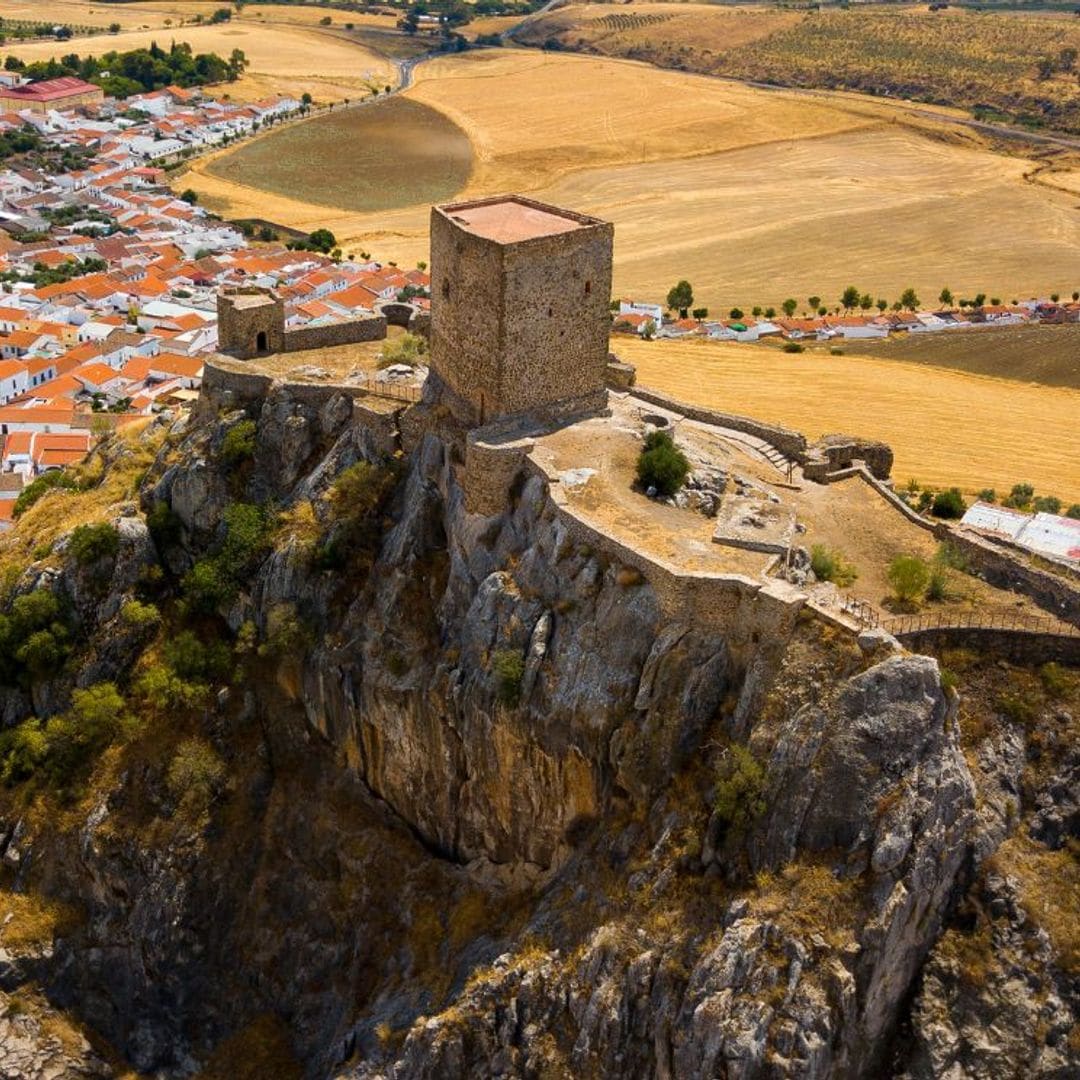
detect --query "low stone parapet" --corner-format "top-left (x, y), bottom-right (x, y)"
top-left (631, 386), bottom-right (808, 461)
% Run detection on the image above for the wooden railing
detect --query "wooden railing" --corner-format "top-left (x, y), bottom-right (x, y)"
top-left (835, 594), bottom-right (1080, 638)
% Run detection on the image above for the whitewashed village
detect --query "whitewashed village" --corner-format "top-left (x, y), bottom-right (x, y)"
top-left (0, 74), bottom-right (431, 530)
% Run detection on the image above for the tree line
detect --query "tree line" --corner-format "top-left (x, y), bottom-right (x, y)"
top-left (3, 41), bottom-right (249, 99)
top-left (656, 280), bottom-right (1080, 322)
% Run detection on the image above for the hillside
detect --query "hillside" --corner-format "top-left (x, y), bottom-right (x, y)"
top-left (0, 366), bottom-right (1072, 1076)
top-left (515, 3), bottom-right (1080, 134)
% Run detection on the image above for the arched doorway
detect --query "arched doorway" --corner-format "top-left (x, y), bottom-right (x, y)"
top-left (256, 330), bottom-right (268, 354)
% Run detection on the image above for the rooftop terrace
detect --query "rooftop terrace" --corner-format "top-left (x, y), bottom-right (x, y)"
top-left (440, 196), bottom-right (595, 244)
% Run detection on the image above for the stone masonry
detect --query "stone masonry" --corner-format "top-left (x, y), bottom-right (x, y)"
top-left (217, 286), bottom-right (386, 360)
top-left (428, 195), bottom-right (613, 427)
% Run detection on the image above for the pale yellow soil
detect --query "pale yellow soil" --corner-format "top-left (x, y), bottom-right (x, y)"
top-left (616, 336), bottom-right (1080, 505)
top-left (180, 47), bottom-right (1080, 308)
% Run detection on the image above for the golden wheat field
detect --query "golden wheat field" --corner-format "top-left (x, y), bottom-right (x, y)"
top-left (616, 336), bottom-right (1080, 505)
top-left (182, 47), bottom-right (1080, 309)
top-left (3, 19), bottom-right (396, 103)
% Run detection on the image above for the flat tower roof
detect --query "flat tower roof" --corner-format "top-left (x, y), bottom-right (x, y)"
top-left (441, 196), bottom-right (594, 244)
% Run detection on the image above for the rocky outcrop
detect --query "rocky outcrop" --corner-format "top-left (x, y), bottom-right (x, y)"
top-left (0, 378), bottom-right (1069, 1078)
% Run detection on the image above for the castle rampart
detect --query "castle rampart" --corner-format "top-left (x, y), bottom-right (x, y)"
top-left (217, 286), bottom-right (386, 360)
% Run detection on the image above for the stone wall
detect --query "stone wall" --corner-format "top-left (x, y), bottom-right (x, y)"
top-left (898, 627), bottom-right (1080, 667)
top-left (933, 526), bottom-right (1080, 628)
top-left (217, 286), bottom-right (386, 360)
top-left (805, 434), bottom-right (894, 481)
top-left (375, 301), bottom-right (418, 328)
top-left (282, 315), bottom-right (386, 352)
top-left (606, 359), bottom-right (636, 391)
top-left (631, 386), bottom-right (808, 460)
top-left (199, 360), bottom-right (274, 416)
top-left (463, 435), bottom-right (534, 516)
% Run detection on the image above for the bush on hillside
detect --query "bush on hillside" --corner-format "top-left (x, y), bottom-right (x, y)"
top-left (714, 743), bottom-right (767, 838)
top-left (13, 471), bottom-right (79, 517)
top-left (636, 430), bottom-right (690, 497)
top-left (167, 737), bottom-right (226, 812)
top-left (68, 522), bottom-right (120, 566)
top-left (492, 648), bottom-right (525, 707)
top-left (810, 544), bottom-right (858, 587)
top-left (931, 487), bottom-right (966, 519)
top-left (887, 554), bottom-right (930, 605)
top-left (219, 419), bottom-right (256, 466)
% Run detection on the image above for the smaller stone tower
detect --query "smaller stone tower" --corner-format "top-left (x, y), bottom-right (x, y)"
top-left (429, 195), bottom-right (614, 427)
top-left (217, 287), bottom-right (285, 359)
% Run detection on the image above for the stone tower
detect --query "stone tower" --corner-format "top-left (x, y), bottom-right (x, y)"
top-left (217, 287), bottom-right (285, 359)
top-left (429, 195), bottom-right (613, 427)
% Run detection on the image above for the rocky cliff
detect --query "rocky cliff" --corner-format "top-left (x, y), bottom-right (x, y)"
top-left (0, 381), bottom-right (1072, 1079)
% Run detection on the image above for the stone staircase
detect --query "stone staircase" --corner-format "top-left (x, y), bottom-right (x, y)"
top-left (707, 424), bottom-right (799, 479)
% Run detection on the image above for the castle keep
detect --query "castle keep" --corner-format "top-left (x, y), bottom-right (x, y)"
top-left (429, 195), bottom-right (613, 427)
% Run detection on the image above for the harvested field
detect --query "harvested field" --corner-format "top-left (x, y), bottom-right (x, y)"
top-left (516, 3), bottom-right (1080, 133)
top-left (205, 98), bottom-right (472, 214)
top-left (182, 47), bottom-right (1080, 307)
top-left (3, 21), bottom-right (395, 104)
top-left (615, 336), bottom-right (1080, 505)
top-left (855, 323), bottom-right (1080, 389)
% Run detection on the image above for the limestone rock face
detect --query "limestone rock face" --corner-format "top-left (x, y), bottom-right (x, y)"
top-left (0, 381), bottom-right (1067, 1079)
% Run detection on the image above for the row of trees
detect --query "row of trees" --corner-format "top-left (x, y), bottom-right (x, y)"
top-left (5, 41), bottom-right (249, 99)
top-left (661, 280), bottom-right (1080, 322)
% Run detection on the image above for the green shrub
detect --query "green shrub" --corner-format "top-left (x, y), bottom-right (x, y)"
top-left (167, 737), bottom-right (225, 811)
top-left (377, 332), bottom-right (426, 369)
top-left (977, 488), bottom-right (996, 503)
top-left (17, 630), bottom-right (66, 678)
top-left (133, 664), bottom-right (209, 714)
top-left (887, 554), bottom-right (930, 604)
top-left (1003, 482), bottom-right (1034, 510)
top-left (492, 648), bottom-right (525, 707)
top-left (68, 522), bottom-right (119, 566)
top-left (1067, 504), bottom-right (1080, 520)
top-left (329, 461), bottom-right (398, 529)
top-left (925, 566), bottom-right (949, 602)
top-left (917, 490), bottom-right (933, 512)
top-left (181, 558), bottom-right (232, 615)
top-left (180, 503), bottom-right (271, 615)
top-left (13, 471), bottom-right (79, 517)
top-left (830, 347), bottom-right (844, 356)
top-left (1, 682), bottom-right (139, 791)
top-left (257, 604), bottom-right (312, 659)
top-left (219, 419), bottom-right (257, 466)
top-left (810, 544), bottom-right (857, 587)
top-left (164, 631), bottom-right (231, 683)
top-left (931, 488), bottom-right (967, 519)
top-left (997, 691), bottom-right (1036, 726)
top-left (935, 543), bottom-right (968, 572)
top-left (1039, 662), bottom-right (1072, 699)
top-left (714, 743), bottom-right (766, 837)
top-left (636, 431), bottom-right (690, 497)
top-left (219, 502), bottom-right (271, 577)
top-left (1033, 495), bottom-right (1061, 515)
top-left (782, 342), bottom-right (805, 353)
top-left (119, 599), bottom-right (160, 631)
top-left (0, 589), bottom-right (73, 687)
